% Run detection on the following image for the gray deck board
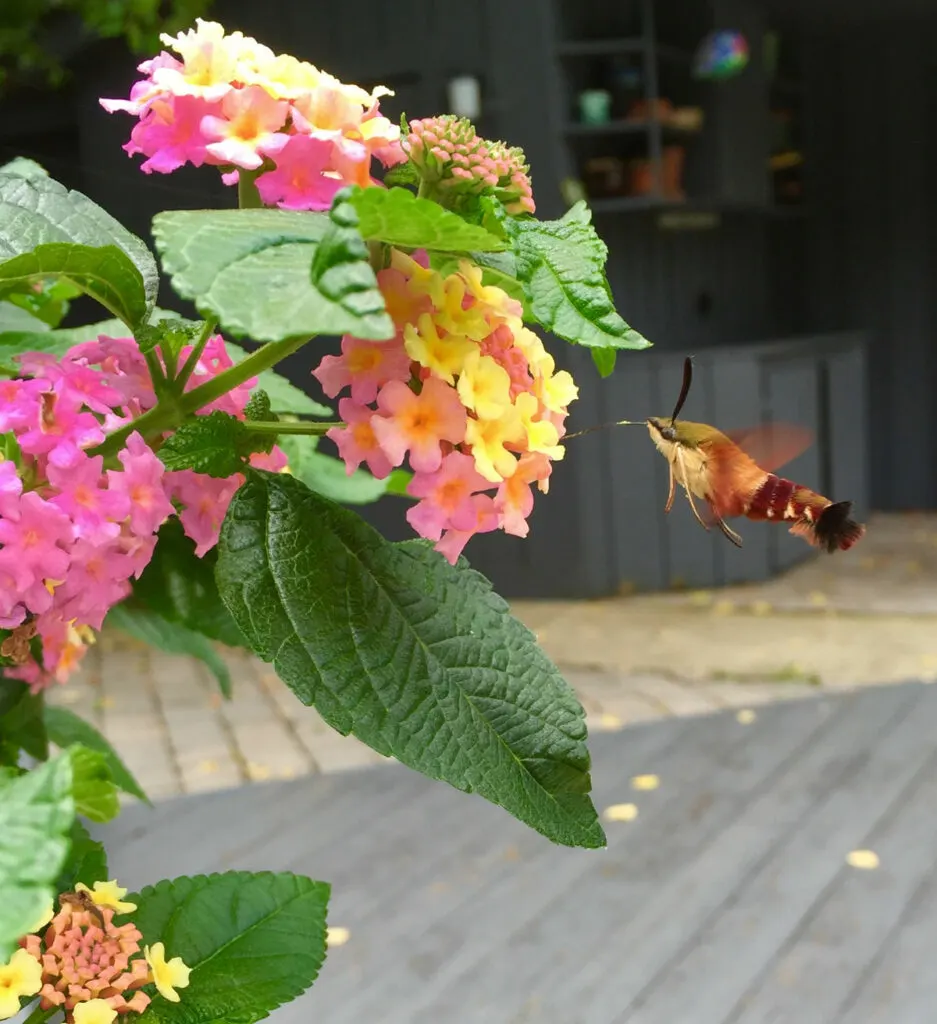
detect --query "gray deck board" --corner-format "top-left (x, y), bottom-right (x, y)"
top-left (96, 682), bottom-right (937, 1024)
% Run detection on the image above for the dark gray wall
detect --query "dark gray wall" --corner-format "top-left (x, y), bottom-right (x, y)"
top-left (802, 22), bottom-right (937, 509)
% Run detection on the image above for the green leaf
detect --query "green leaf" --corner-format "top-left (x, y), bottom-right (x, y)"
top-left (57, 820), bottom-right (109, 891)
top-left (0, 157), bottom-right (49, 180)
top-left (0, 317), bottom-right (127, 362)
top-left (244, 389), bottom-right (272, 422)
top-left (279, 434), bottom-right (398, 505)
top-left (506, 202), bottom-right (651, 351)
top-left (0, 752), bottom-right (74, 959)
top-left (107, 603), bottom-right (233, 698)
top-left (131, 871), bottom-right (330, 1024)
top-left (0, 299), bottom-right (50, 333)
top-left (0, 683), bottom-right (48, 762)
top-left (136, 317), bottom-right (200, 359)
top-left (591, 347), bottom-right (617, 377)
top-left (223, 341), bottom-right (331, 417)
top-left (152, 207), bottom-right (393, 342)
top-left (216, 472), bottom-right (605, 850)
top-left (349, 185), bottom-right (508, 252)
top-left (0, 242), bottom-right (149, 330)
top-left (0, 172), bottom-right (159, 315)
top-left (157, 410), bottom-right (270, 477)
top-left (44, 705), bottom-right (148, 803)
top-left (69, 745), bottom-right (120, 824)
top-left (132, 519), bottom-right (246, 650)
top-left (382, 162), bottom-right (421, 188)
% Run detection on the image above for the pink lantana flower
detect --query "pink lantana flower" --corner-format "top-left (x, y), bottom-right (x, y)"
top-left (313, 335), bottom-right (412, 405)
top-left (327, 399), bottom-right (393, 479)
top-left (167, 471), bottom-right (243, 557)
top-left (406, 451), bottom-right (492, 541)
top-left (255, 134), bottom-right (344, 210)
top-left (126, 95), bottom-right (222, 174)
top-left (200, 85), bottom-right (290, 169)
top-left (495, 452), bottom-right (552, 538)
top-left (436, 495), bottom-right (500, 564)
top-left (372, 378), bottom-right (467, 474)
top-left (47, 452), bottom-right (131, 545)
top-left (107, 432), bottom-right (174, 537)
top-left (0, 491), bottom-right (72, 580)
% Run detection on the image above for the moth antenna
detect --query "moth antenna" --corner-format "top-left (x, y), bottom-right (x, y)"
top-left (670, 356), bottom-right (694, 424)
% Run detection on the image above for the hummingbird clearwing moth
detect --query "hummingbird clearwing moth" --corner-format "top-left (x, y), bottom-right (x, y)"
top-left (646, 357), bottom-right (865, 552)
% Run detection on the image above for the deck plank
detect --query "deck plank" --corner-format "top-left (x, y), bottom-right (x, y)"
top-left (95, 683), bottom-right (937, 1024)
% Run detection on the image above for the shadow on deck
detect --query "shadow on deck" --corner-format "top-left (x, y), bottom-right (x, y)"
top-left (98, 681), bottom-right (937, 1023)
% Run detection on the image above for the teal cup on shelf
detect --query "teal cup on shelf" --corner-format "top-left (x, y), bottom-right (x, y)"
top-left (578, 89), bottom-right (611, 124)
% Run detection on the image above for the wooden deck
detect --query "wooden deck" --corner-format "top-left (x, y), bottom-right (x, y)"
top-left (98, 681), bottom-right (937, 1023)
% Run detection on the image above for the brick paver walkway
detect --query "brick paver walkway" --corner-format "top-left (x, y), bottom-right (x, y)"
top-left (47, 512), bottom-right (937, 802)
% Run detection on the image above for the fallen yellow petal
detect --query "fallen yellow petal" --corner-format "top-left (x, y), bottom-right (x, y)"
top-left (603, 803), bottom-right (638, 822)
top-left (631, 774), bottom-right (660, 791)
top-left (712, 599), bottom-right (735, 616)
top-left (751, 600), bottom-right (773, 616)
top-left (736, 709), bottom-right (757, 725)
top-left (197, 760), bottom-right (219, 775)
top-left (598, 713), bottom-right (623, 730)
top-left (327, 927), bottom-right (351, 947)
top-left (808, 591), bottom-right (828, 607)
top-left (846, 849), bottom-right (880, 870)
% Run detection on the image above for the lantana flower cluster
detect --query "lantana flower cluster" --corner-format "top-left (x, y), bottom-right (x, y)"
top-left (402, 115), bottom-right (535, 215)
top-left (3, 880), bottom-right (190, 1024)
top-left (100, 19), bottom-right (404, 210)
top-left (0, 332), bottom-right (284, 690)
top-left (314, 250), bottom-right (578, 563)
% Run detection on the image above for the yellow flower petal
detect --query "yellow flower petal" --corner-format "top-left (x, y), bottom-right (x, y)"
top-left (736, 709), bottom-right (757, 725)
top-left (457, 351), bottom-right (512, 420)
top-left (602, 803), bottom-right (638, 822)
top-left (73, 999), bottom-right (118, 1024)
top-left (26, 896), bottom-right (54, 934)
top-left (76, 880), bottom-right (137, 915)
top-left (631, 774), bottom-right (660, 791)
top-left (846, 849), bottom-right (880, 870)
top-left (144, 943), bottom-right (192, 1003)
top-left (0, 948), bottom-right (42, 1019)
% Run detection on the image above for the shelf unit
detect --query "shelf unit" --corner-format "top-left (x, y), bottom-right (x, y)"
top-left (552, 0), bottom-right (808, 218)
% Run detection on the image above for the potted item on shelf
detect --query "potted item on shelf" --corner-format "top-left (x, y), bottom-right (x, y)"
top-left (583, 156), bottom-right (628, 197)
top-left (669, 106), bottom-right (704, 131)
top-left (629, 145), bottom-right (686, 200)
top-left (578, 88), bottom-right (612, 124)
top-left (625, 97), bottom-right (674, 124)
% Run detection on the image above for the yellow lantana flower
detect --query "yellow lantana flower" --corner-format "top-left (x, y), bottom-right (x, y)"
top-left (0, 948), bottom-right (42, 1020)
top-left (391, 251), bottom-right (445, 308)
top-left (403, 315), bottom-right (475, 384)
top-left (73, 999), bottom-right (118, 1024)
top-left (75, 880), bottom-right (137, 915)
top-left (536, 368), bottom-right (579, 414)
top-left (459, 260), bottom-right (519, 316)
top-left (457, 352), bottom-right (512, 420)
top-left (465, 412), bottom-right (523, 482)
top-left (26, 896), bottom-right (54, 934)
top-left (515, 393), bottom-right (565, 460)
top-left (144, 943), bottom-right (192, 1004)
top-left (435, 276), bottom-right (489, 341)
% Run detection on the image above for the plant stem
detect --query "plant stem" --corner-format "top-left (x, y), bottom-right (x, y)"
top-left (179, 335), bottom-right (311, 414)
top-left (174, 316), bottom-right (218, 392)
top-left (238, 169), bottom-right (264, 209)
top-left (247, 420), bottom-right (340, 435)
top-left (91, 334), bottom-right (314, 458)
top-left (143, 349), bottom-right (165, 391)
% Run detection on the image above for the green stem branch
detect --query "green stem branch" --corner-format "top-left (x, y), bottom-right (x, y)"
top-left (247, 420), bottom-right (340, 435)
top-left (91, 334), bottom-right (314, 458)
top-left (174, 316), bottom-right (218, 392)
top-left (22, 1002), bottom-right (58, 1024)
top-left (238, 169), bottom-right (264, 209)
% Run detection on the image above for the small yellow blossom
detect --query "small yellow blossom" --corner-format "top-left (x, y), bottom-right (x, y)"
top-left (75, 880), bottom-right (137, 915)
top-left (465, 413), bottom-right (523, 482)
top-left (536, 369), bottom-right (579, 413)
top-left (435, 276), bottom-right (489, 340)
top-left (403, 315), bottom-right (475, 384)
top-left (457, 352), bottom-right (512, 420)
top-left (459, 260), bottom-right (521, 316)
top-left (144, 943), bottom-right (192, 1004)
top-left (514, 393), bottom-right (564, 459)
top-left (73, 998), bottom-right (118, 1024)
top-left (514, 327), bottom-right (551, 374)
top-left (0, 948), bottom-right (42, 1019)
top-left (391, 250), bottom-right (445, 308)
